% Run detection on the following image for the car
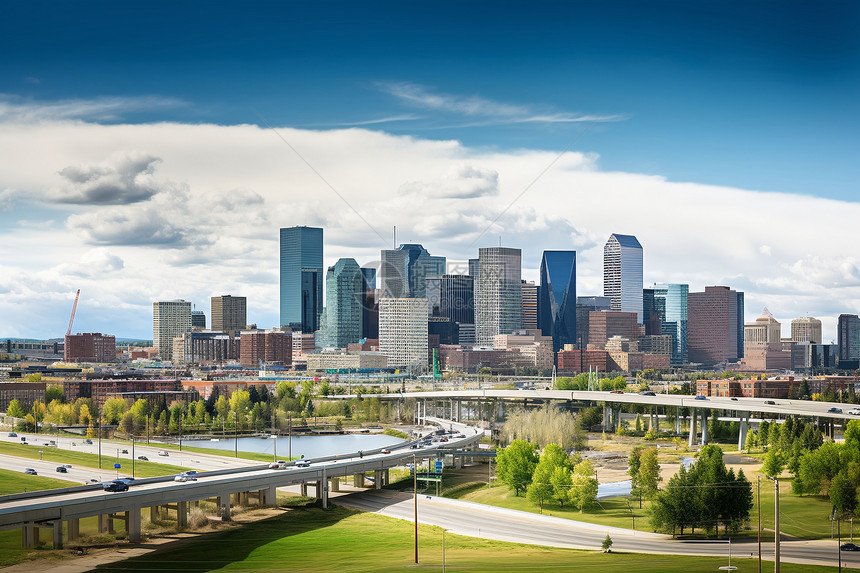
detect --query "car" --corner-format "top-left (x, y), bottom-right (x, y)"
top-left (381, 449), bottom-right (391, 454)
top-left (828, 407), bottom-right (843, 414)
top-left (841, 542), bottom-right (860, 551)
top-left (849, 409), bottom-right (860, 416)
top-left (764, 400), bottom-right (776, 405)
top-left (157, 450), bottom-right (169, 456)
top-left (610, 390), bottom-right (624, 394)
top-left (56, 466), bottom-right (68, 473)
top-left (137, 455), bottom-right (148, 461)
top-left (639, 391), bottom-right (656, 396)
top-left (174, 473), bottom-right (197, 482)
top-left (694, 395), bottom-right (707, 400)
top-left (269, 462), bottom-right (285, 469)
top-left (84, 439), bottom-right (93, 445)
top-left (294, 460), bottom-right (311, 468)
top-left (103, 480), bottom-right (129, 492)
top-left (88, 478), bottom-right (100, 483)
top-left (20, 436), bottom-right (27, 442)
top-left (24, 468), bottom-right (37, 475)
top-left (410, 444), bottom-right (419, 449)
top-left (121, 449), bottom-right (128, 454)
top-left (8, 432), bottom-right (17, 437)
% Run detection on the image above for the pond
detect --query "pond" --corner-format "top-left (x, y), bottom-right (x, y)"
top-left (183, 433), bottom-right (405, 459)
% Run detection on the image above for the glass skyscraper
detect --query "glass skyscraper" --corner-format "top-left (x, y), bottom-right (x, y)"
top-left (426, 274), bottom-right (475, 325)
top-left (379, 243), bottom-right (445, 299)
top-left (603, 233), bottom-right (643, 323)
top-left (475, 247), bottom-right (522, 347)
top-left (838, 314), bottom-right (860, 369)
top-left (317, 258), bottom-right (364, 349)
top-left (279, 226), bottom-right (323, 332)
top-left (539, 251), bottom-right (576, 353)
top-left (643, 283), bottom-right (688, 365)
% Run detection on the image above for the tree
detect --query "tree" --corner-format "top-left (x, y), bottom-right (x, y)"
top-left (45, 385), bottom-right (64, 403)
top-left (638, 447), bottom-right (662, 498)
top-left (6, 399), bottom-right (24, 418)
top-left (569, 459), bottom-right (598, 511)
top-left (602, 534), bottom-right (613, 552)
top-left (830, 470), bottom-right (857, 516)
top-left (495, 440), bottom-right (539, 496)
top-left (527, 444), bottom-right (571, 511)
top-left (761, 449), bottom-right (785, 478)
top-left (628, 447), bottom-right (643, 489)
top-left (102, 397), bottom-right (128, 425)
top-left (550, 465), bottom-right (574, 507)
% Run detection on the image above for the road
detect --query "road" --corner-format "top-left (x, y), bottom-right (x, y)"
top-left (337, 489), bottom-right (860, 570)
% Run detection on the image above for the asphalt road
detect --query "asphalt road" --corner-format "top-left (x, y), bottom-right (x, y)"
top-left (337, 489), bottom-right (860, 570)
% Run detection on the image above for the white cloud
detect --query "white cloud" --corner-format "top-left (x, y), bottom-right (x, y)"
top-left (52, 152), bottom-right (164, 205)
top-left (1, 116), bottom-right (859, 341)
top-left (0, 94), bottom-right (187, 122)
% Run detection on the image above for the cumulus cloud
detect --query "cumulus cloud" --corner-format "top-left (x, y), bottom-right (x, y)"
top-left (400, 164), bottom-right (499, 199)
top-left (52, 153), bottom-right (165, 205)
top-left (67, 205), bottom-right (188, 246)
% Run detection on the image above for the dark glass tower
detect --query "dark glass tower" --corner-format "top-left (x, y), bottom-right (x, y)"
top-left (539, 251), bottom-right (576, 352)
top-left (279, 226), bottom-right (323, 332)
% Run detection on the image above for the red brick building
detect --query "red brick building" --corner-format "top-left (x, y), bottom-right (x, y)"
top-left (696, 378), bottom-right (792, 399)
top-left (63, 379), bottom-right (183, 408)
top-left (239, 330), bottom-right (292, 367)
top-left (64, 333), bottom-right (116, 363)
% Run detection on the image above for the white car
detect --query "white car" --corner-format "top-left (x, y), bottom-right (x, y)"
top-left (849, 409), bottom-right (860, 416)
top-left (294, 460), bottom-right (311, 468)
top-left (174, 472), bottom-right (197, 482)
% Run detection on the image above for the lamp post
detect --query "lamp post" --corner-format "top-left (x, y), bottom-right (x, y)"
top-left (414, 452), bottom-right (418, 564)
top-left (235, 411), bottom-right (239, 458)
top-left (132, 435), bottom-right (135, 478)
top-left (288, 413), bottom-right (292, 460)
top-left (98, 410), bottom-right (102, 469)
top-left (767, 476), bottom-right (780, 573)
top-left (272, 434), bottom-right (278, 462)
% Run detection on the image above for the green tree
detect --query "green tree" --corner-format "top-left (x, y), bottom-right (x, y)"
top-left (495, 439), bottom-right (539, 496)
top-left (762, 449), bottom-right (785, 478)
top-left (628, 447), bottom-right (643, 489)
top-left (45, 385), bottom-right (64, 403)
top-left (527, 444), bottom-right (572, 511)
top-left (830, 470), bottom-right (857, 516)
top-left (102, 397), bottom-right (128, 425)
top-left (602, 534), bottom-right (613, 552)
top-left (569, 459), bottom-right (598, 511)
top-left (6, 399), bottom-right (24, 418)
top-left (550, 465), bottom-right (574, 507)
top-left (743, 428), bottom-right (757, 452)
top-left (638, 447), bottom-right (662, 498)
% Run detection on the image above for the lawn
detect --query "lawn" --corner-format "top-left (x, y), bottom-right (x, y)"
top-left (89, 504), bottom-right (837, 572)
top-left (0, 441), bottom-right (189, 478)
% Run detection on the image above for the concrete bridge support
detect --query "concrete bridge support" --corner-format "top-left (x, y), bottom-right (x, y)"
top-left (354, 473), bottom-right (365, 488)
top-left (675, 407), bottom-right (681, 434)
top-left (331, 476), bottom-right (340, 492)
top-left (314, 481), bottom-right (323, 500)
top-left (50, 520), bottom-right (62, 549)
top-left (300, 483), bottom-right (308, 497)
top-left (701, 411), bottom-right (709, 445)
top-left (374, 470), bottom-right (384, 490)
top-left (150, 505), bottom-right (159, 522)
top-left (128, 507), bottom-right (141, 543)
top-left (218, 493), bottom-right (231, 521)
top-left (738, 414), bottom-right (749, 451)
top-left (688, 409), bottom-right (697, 447)
top-left (261, 485), bottom-right (277, 505)
top-left (177, 501), bottom-right (188, 529)
top-left (21, 524), bottom-right (38, 548)
top-left (68, 518), bottom-right (80, 541)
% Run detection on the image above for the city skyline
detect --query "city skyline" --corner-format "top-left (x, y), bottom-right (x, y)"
top-left (2, 2), bottom-right (859, 341)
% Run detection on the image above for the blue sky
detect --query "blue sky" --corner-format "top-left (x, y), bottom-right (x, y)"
top-left (1, 1), bottom-right (859, 340)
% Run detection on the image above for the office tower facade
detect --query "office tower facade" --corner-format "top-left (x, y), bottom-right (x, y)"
top-left (588, 311), bottom-right (640, 349)
top-left (378, 298), bottom-right (428, 369)
top-left (687, 286), bottom-right (744, 364)
top-left (64, 332), bottom-right (116, 363)
top-left (211, 295), bottom-right (247, 335)
top-left (475, 247), bottom-right (522, 347)
top-left (838, 314), bottom-right (860, 369)
top-left (791, 317), bottom-right (822, 344)
top-left (191, 311), bottom-right (206, 329)
top-left (643, 283), bottom-right (688, 365)
top-left (539, 251), bottom-right (577, 353)
top-left (153, 300), bottom-right (192, 361)
top-left (603, 234), bottom-right (644, 323)
top-left (279, 226), bottom-right (323, 332)
top-left (575, 296), bottom-right (611, 350)
top-left (468, 258), bottom-right (480, 278)
top-left (239, 329), bottom-right (292, 367)
top-left (361, 267), bottom-right (377, 290)
top-left (317, 258), bottom-right (364, 349)
top-left (521, 281), bottom-right (539, 329)
top-left (379, 244), bottom-right (445, 299)
top-left (426, 274), bottom-right (475, 324)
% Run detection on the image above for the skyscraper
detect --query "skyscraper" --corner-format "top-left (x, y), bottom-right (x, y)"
top-left (575, 296), bottom-right (611, 350)
top-left (791, 317), bottom-right (822, 344)
top-left (643, 283), bottom-right (688, 365)
top-left (521, 281), bottom-right (539, 330)
top-left (211, 295), bottom-right (247, 335)
top-left (603, 234), bottom-right (643, 323)
top-left (687, 286), bottom-right (744, 364)
top-left (279, 226), bottom-right (323, 332)
top-left (838, 314), bottom-right (860, 369)
top-left (475, 247), bottom-right (522, 347)
top-left (191, 310), bottom-right (206, 329)
top-left (153, 300), bottom-right (191, 361)
top-left (426, 274), bottom-right (475, 331)
top-left (379, 244), bottom-right (445, 299)
top-left (538, 251), bottom-right (576, 353)
top-left (317, 258), bottom-right (364, 349)
top-left (378, 298), bottom-right (428, 369)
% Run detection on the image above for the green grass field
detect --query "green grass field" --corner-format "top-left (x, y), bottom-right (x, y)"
top-left (90, 504), bottom-right (837, 572)
top-left (0, 441), bottom-right (190, 478)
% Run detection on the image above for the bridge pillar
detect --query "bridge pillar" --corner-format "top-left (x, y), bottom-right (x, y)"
top-left (456, 400), bottom-right (461, 422)
top-left (331, 476), bottom-right (340, 492)
top-left (52, 521), bottom-right (62, 549)
top-left (354, 473), bottom-right (365, 488)
top-left (675, 407), bottom-right (681, 434)
top-left (300, 483), bottom-right (308, 497)
top-left (688, 409), bottom-right (697, 447)
top-left (701, 411), bottom-right (709, 445)
top-left (177, 501), bottom-right (188, 529)
top-left (128, 508), bottom-right (141, 543)
top-left (218, 493), bottom-right (231, 521)
top-left (261, 485), bottom-right (277, 505)
top-left (68, 518), bottom-right (80, 541)
top-left (384, 468), bottom-right (390, 485)
top-left (739, 414), bottom-right (749, 451)
top-left (615, 409), bottom-right (621, 432)
top-left (374, 470), bottom-right (383, 489)
top-left (150, 505), bottom-right (159, 522)
top-left (21, 524), bottom-right (38, 548)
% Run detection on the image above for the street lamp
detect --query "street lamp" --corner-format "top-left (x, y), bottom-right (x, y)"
top-left (767, 476), bottom-right (780, 573)
top-left (271, 434), bottom-right (278, 462)
top-left (413, 452), bottom-right (419, 564)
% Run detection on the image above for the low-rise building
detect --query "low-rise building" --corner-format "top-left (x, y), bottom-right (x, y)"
top-left (305, 351), bottom-right (388, 372)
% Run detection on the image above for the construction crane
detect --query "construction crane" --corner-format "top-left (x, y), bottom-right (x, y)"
top-left (66, 289), bottom-right (80, 336)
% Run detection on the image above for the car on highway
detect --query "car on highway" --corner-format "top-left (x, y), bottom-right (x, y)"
top-left (730, 397), bottom-right (738, 401)
top-left (849, 409), bottom-right (860, 416)
top-left (56, 466), bottom-right (68, 473)
top-left (84, 439), bottom-right (93, 445)
top-left (609, 390), bottom-right (624, 394)
top-left (103, 479), bottom-right (129, 492)
top-left (157, 450), bottom-right (169, 456)
top-left (138, 455), bottom-right (148, 461)
top-left (121, 449), bottom-right (128, 454)
top-left (294, 460), bottom-right (311, 468)
top-left (24, 468), bottom-right (37, 475)
top-left (174, 472), bottom-right (197, 482)
top-left (639, 391), bottom-right (656, 396)
top-left (828, 407), bottom-right (843, 414)
top-left (764, 400), bottom-right (776, 405)
top-left (841, 542), bottom-right (860, 551)
top-left (8, 432), bottom-right (17, 437)
top-left (381, 449), bottom-right (391, 454)
top-left (268, 461), bottom-right (285, 469)
top-left (694, 395), bottom-right (707, 400)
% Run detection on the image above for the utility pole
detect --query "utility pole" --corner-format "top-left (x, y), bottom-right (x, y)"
top-left (757, 475), bottom-right (762, 573)
top-left (414, 453), bottom-right (419, 564)
top-left (768, 476), bottom-right (780, 573)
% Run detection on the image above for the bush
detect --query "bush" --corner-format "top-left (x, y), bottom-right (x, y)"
top-left (189, 507), bottom-right (209, 529)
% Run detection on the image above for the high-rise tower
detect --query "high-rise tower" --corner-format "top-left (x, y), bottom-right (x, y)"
top-left (538, 251), bottom-right (576, 353)
top-left (211, 295), bottom-right (247, 335)
top-left (153, 300), bottom-right (191, 361)
top-left (317, 258), bottom-right (364, 349)
top-left (475, 247), bottom-right (522, 347)
top-left (603, 234), bottom-right (643, 323)
top-left (379, 243), bottom-right (445, 299)
top-left (279, 226), bottom-right (323, 332)
top-left (643, 283), bottom-right (688, 365)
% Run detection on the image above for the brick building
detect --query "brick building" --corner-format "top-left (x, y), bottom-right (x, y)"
top-left (64, 333), bottom-right (116, 363)
top-left (239, 329), bottom-right (292, 367)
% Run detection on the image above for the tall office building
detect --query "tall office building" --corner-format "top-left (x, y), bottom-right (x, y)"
top-left (379, 244), bottom-right (445, 299)
top-left (191, 310), bottom-right (206, 329)
top-left (838, 314), bottom-right (860, 369)
top-left (643, 283), bottom-right (688, 365)
top-left (279, 226), bottom-right (323, 332)
top-left (475, 247), bottom-right (522, 347)
top-left (153, 300), bottom-right (192, 361)
top-left (687, 286), bottom-right (744, 364)
top-left (575, 296), bottom-right (611, 350)
top-left (539, 251), bottom-right (576, 353)
top-left (64, 332), bottom-right (116, 363)
top-left (378, 298), bottom-right (428, 369)
top-left (361, 267), bottom-right (377, 290)
top-left (211, 295), bottom-right (247, 335)
top-left (791, 317), bottom-right (822, 344)
top-left (603, 234), bottom-right (643, 323)
top-left (317, 258), bottom-right (364, 349)
top-left (521, 281), bottom-right (539, 329)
